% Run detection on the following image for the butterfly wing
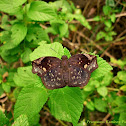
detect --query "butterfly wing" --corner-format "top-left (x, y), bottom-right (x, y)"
top-left (32, 57), bottom-right (66, 89)
top-left (68, 65), bottom-right (90, 87)
top-left (68, 53), bottom-right (98, 87)
top-left (68, 54), bottom-right (98, 73)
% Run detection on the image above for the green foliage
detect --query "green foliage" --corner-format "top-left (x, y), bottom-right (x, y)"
top-left (48, 87), bottom-right (83, 126)
top-left (0, 0), bottom-right (124, 125)
top-left (0, 110), bottom-right (9, 126)
top-left (12, 115), bottom-right (29, 126)
top-left (14, 86), bottom-right (48, 125)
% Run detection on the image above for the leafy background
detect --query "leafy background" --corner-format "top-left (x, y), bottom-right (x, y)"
top-left (0, 0), bottom-right (126, 126)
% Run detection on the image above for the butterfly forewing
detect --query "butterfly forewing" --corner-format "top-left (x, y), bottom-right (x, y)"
top-left (68, 66), bottom-right (90, 87)
top-left (68, 54), bottom-right (98, 73)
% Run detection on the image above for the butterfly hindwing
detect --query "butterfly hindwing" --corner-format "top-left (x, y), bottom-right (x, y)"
top-left (68, 66), bottom-right (90, 87)
top-left (41, 67), bottom-right (66, 89)
top-left (68, 54), bottom-right (98, 73)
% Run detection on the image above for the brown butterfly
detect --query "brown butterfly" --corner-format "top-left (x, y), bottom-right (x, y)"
top-left (32, 53), bottom-right (98, 89)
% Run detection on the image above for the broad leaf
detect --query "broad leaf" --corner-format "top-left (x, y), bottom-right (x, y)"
top-left (11, 23), bottom-right (27, 46)
top-left (14, 86), bottom-right (48, 121)
top-left (30, 42), bottom-right (64, 61)
top-left (97, 86), bottom-right (108, 97)
top-left (0, 0), bottom-right (26, 13)
top-left (48, 87), bottom-right (83, 126)
top-left (0, 110), bottom-right (9, 126)
top-left (12, 115), bottom-right (29, 126)
top-left (13, 66), bottom-right (42, 87)
top-left (27, 1), bottom-right (57, 21)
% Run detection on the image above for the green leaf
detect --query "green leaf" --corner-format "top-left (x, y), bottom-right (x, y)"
top-left (91, 56), bottom-right (113, 79)
top-left (11, 23), bottom-right (27, 46)
top-left (26, 24), bottom-right (50, 45)
top-left (94, 98), bottom-right (107, 112)
top-left (14, 86), bottom-right (48, 121)
top-left (119, 113), bottom-right (126, 126)
top-left (115, 96), bottom-right (126, 106)
top-left (120, 85), bottom-right (126, 91)
top-left (12, 114), bottom-right (29, 126)
top-left (13, 66), bottom-right (42, 87)
top-left (21, 48), bottom-right (32, 63)
top-left (0, 85), bottom-right (4, 96)
top-left (101, 72), bottom-right (113, 86)
top-left (48, 87), bottom-right (83, 126)
top-left (27, 1), bottom-right (57, 21)
top-left (110, 13), bottom-right (116, 22)
top-left (0, 0), bottom-right (26, 13)
top-left (29, 113), bottom-right (40, 125)
top-left (2, 82), bottom-right (11, 93)
top-left (0, 110), bottom-right (9, 126)
top-left (104, 20), bottom-right (112, 28)
top-left (117, 71), bottom-right (126, 83)
top-left (86, 100), bottom-right (95, 111)
top-left (93, 16), bottom-right (101, 21)
top-left (50, 20), bottom-right (68, 37)
top-left (97, 86), bottom-right (108, 97)
top-left (64, 47), bottom-right (71, 58)
top-left (103, 5), bottom-right (111, 15)
top-left (30, 42), bottom-right (64, 61)
top-left (106, 0), bottom-right (115, 7)
top-left (74, 14), bottom-right (91, 30)
top-left (96, 31), bottom-right (106, 41)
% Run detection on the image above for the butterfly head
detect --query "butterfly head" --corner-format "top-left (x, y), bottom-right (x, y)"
top-left (61, 55), bottom-right (68, 60)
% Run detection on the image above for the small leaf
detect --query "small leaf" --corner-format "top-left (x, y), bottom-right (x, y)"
top-left (110, 13), bottom-right (116, 22)
top-left (97, 86), bottom-right (108, 97)
top-left (86, 100), bottom-right (95, 111)
top-left (104, 20), bottom-right (112, 28)
top-left (21, 48), bottom-right (32, 63)
top-left (117, 71), bottom-right (126, 83)
top-left (103, 5), bottom-right (111, 15)
top-left (94, 98), bottom-right (107, 112)
top-left (30, 42), bottom-right (64, 61)
top-left (48, 87), bottom-right (83, 126)
top-left (14, 86), bottom-right (48, 121)
top-left (96, 31), bottom-right (106, 41)
top-left (91, 56), bottom-right (113, 79)
top-left (12, 115), bottom-right (29, 126)
top-left (106, 0), bottom-right (115, 7)
top-left (0, 0), bottom-right (26, 13)
top-left (2, 82), bottom-right (11, 93)
top-left (27, 1), bottom-right (57, 21)
top-left (13, 66), bottom-right (42, 87)
top-left (120, 85), bottom-right (126, 91)
top-left (11, 23), bottom-right (27, 46)
top-left (93, 16), bottom-right (100, 21)
top-left (0, 110), bottom-right (9, 126)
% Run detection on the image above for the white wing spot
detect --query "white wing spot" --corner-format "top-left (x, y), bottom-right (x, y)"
top-left (84, 64), bottom-right (88, 69)
top-left (43, 67), bottom-right (46, 72)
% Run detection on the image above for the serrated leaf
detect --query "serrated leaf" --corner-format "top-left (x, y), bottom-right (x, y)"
top-left (97, 86), bottom-right (108, 97)
top-left (30, 42), bottom-right (64, 61)
top-left (11, 23), bottom-right (27, 46)
top-left (94, 98), bottom-right (107, 112)
top-left (0, 0), bottom-right (26, 13)
top-left (13, 66), bottom-right (42, 87)
top-left (14, 86), bottom-right (48, 121)
top-left (29, 113), bottom-right (40, 125)
top-left (27, 1), bottom-right (57, 21)
top-left (12, 115), bottom-right (29, 126)
top-left (0, 110), bottom-right (9, 126)
top-left (21, 48), bottom-right (32, 63)
top-left (48, 87), bottom-right (83, 126)
top-left (91, 56), bottom-right (113, 79)
top-left (101, 72), bottom-right (113, 86)
top-left (26, 24), bottom-right (50, 45)
top-left (50, 20), bottom-right (68, 37)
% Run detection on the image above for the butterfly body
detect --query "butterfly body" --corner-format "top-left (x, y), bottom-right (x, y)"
top-left (32, 54), bottom-right (98, 89)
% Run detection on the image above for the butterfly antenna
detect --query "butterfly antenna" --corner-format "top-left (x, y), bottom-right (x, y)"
top-left (50, 48), bottom-right (62, 56)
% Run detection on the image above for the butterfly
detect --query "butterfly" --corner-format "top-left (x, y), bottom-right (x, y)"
top-left (32, 53), bottom-right (98, 89)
